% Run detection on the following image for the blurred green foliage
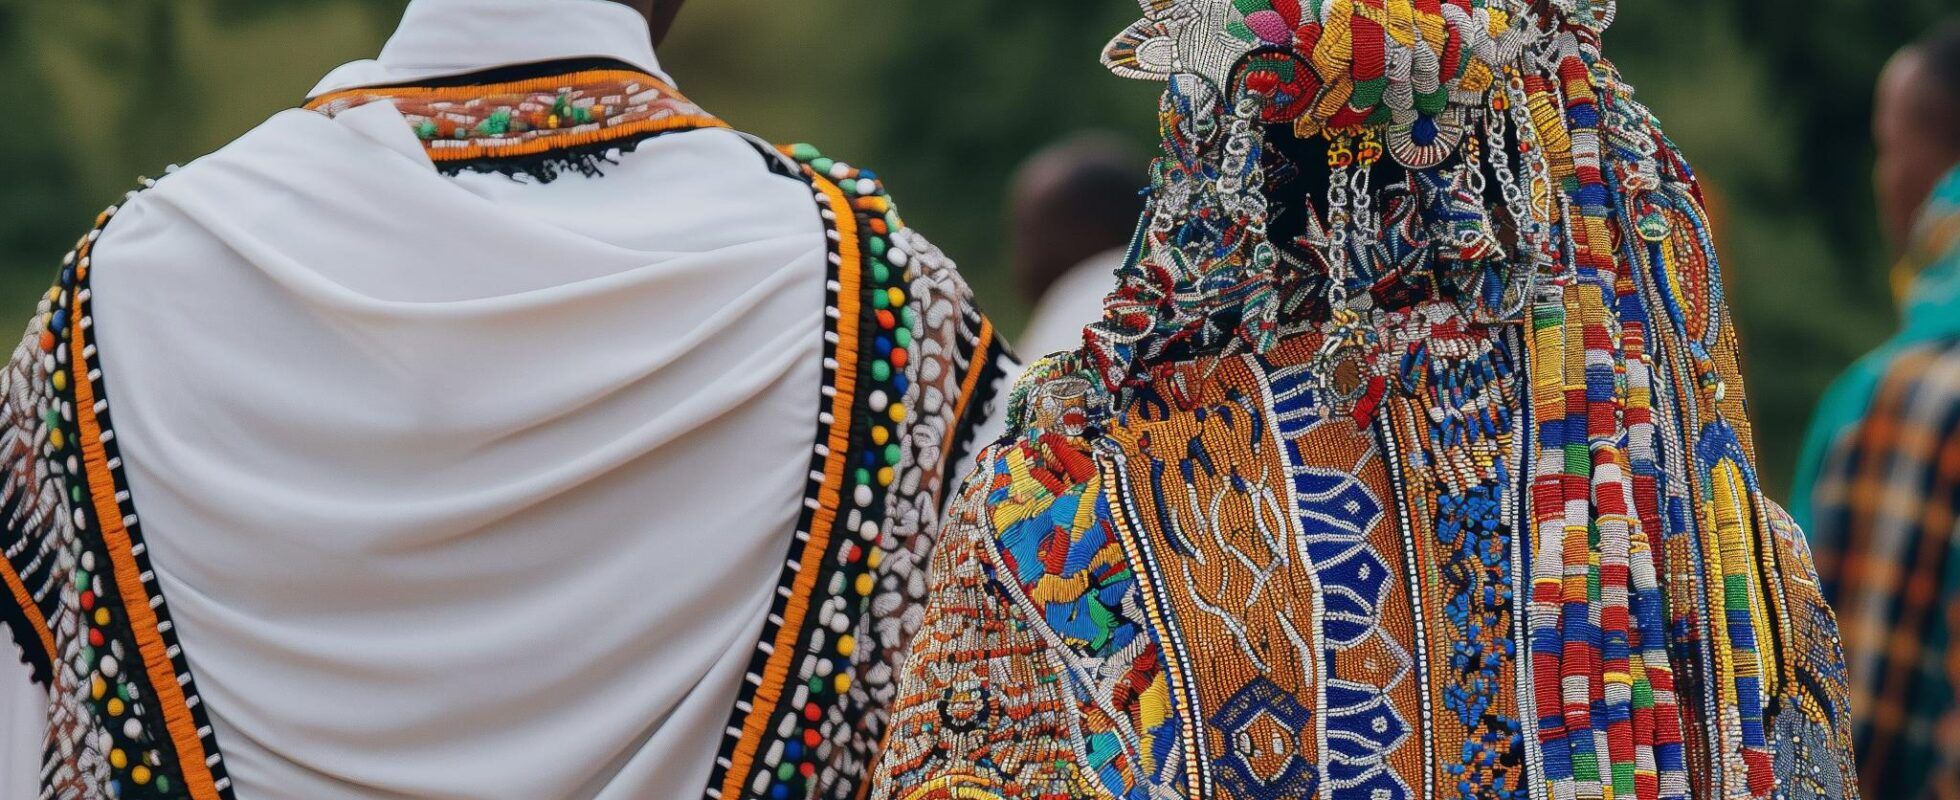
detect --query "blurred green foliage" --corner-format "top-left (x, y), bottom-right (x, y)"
top-left (0, 0), bottom-right (1949, 495)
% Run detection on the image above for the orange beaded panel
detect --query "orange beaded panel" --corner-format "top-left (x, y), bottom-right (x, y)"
top-left (305, 69), bottom-right (726, 165)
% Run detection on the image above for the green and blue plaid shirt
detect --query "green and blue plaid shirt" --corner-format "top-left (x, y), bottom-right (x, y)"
top-left (1805, 165), bottom-right (1960, 799)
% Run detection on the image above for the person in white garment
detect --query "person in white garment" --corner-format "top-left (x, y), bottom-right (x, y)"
top-left (0, 1), bottom-right (1013, 798)
top-left (1008, 133), bottom-right (1145, 364)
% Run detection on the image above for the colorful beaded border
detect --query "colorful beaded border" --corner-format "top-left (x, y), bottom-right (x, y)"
top-left (6, 177), bottom-right (237, 799)
top-left (705, 146), bottom-right (913, 800)
top-left (304, 69), bottom-right (728, 166)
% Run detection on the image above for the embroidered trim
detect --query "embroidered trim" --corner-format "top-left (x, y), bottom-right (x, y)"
top-left (0, 178), bottom-right (238, 799)
top-left (304, 68), bottom-right (727, 178)
top-left (705, 146), bottom-right (1008, 800)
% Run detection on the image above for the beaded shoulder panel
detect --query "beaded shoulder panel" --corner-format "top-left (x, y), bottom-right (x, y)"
top-left (304, 67), bottom-right (728, 180)
top-left (1, 184), bottom-right (237, 799)
top-left (702, 146), bottom-right (1014, 800)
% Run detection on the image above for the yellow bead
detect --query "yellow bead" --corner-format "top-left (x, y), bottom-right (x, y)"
top-left (855, 573), bottom-right (873, 596)
top-left (91, 675), bottom-right (105, 699)
top-left (109, 748), bottom-right (126, 769)
top-left (887, 288), bottom-right (905, 307)
top-left (51, 371), bottom-right (66, 391)
top-left (49, 428), bottom-right (64, 449)
top-left (834, 673), bottom-right (853, 693)
top-left (107, 698), bottom-right (124, 717)
top-left (867, 549), bottom-right (884, 569)
top-left (888, 404), bottom-right (907, 423)
top-left (836, 635), bottom-right (856, 657)
top-left (94, 608), bottom-right (109, 626)
top-left (877, 467), bottom-right (893, 486)
top-left (131, 765), bottom-right (151, 785)
top-left (871, 426), bottom-right (889, 446)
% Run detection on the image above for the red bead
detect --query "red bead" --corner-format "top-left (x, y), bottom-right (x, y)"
top-left (80, 591), bottom-right (94, 611)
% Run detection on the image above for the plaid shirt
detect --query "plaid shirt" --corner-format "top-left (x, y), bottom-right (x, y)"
top-left (1812, 339), bottom-right (1960, 799)
top-left (1809, 167), bottom-right (1960, 799)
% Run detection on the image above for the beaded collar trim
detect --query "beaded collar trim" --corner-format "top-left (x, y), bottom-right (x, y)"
top-left (305, 68), bottom-right (727, 180)
top-left (2, 178), bottom-right (237, 799)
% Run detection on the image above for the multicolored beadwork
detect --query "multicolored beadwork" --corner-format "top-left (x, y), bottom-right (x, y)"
top-left (305, 70), bottom-right (727, 178)
top-left (873, 1), bottom-right (1858, 799)
top-left (0, 66), bottom-right (1013, 800)
top-left (702, 144), bottom-right (1012, 800)
top-left (1, 176), bottom-right (238, 800)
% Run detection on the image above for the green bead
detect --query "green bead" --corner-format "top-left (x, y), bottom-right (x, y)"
top-left (871, 263), bottom-right (890, 284)
top-left (894, 327), bottom-right (912, 347)
top-left (790, 143), bottom-right (820, 162)
top-left (901, 306), bottom-right (918, 327)
top-left (811, 157), bottom-right (835, 175)
top-left (118, 682), bottom-right (132, 700)
top-left (871, 291), bottom-right (890, 310)
top-left (809, 677), bottom-right (824, 694)
top-left (884, 444), bottom-right (902, 465)
top-left (855, 468), bottom-right (871, 486)
top-left (155, 777), bottom-right (170, 793)
top-left (73, 571), bottom-right (89, 591)
top-left (872, 361), bottom-right (891, 382)
top-left (81, 645), bottom-right (94, 665)
top-left (868, 237), bottom-right (887, 257)
top-left (885, 210), bottom-right (902, 230)
top-left (778, 762), bottom-right (794, 781)
top-left (415, 120), bottom-right (439, 139)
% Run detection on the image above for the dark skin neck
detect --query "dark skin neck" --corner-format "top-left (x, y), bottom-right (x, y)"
top-left (610, 0), bottom-right (686, 47)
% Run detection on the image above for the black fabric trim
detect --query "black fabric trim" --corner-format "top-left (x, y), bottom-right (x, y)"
top-left (944, 341), bottom-right (1014, 501)
top-left (324, 57), bottom-right (650, 93)
top-left (430, 130), bottom-right (688, 184)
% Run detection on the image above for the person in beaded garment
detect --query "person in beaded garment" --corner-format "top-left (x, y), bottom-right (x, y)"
top-left (0, 0), bottom-right (1015, 798)
top-left (870, 1), bottom-right (1860, 799)
top-left (1796, 18), bottom-right (1960, 800)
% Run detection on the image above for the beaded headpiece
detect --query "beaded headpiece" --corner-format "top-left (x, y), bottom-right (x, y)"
top-left (1016, 0), bottom-right (1648, 413)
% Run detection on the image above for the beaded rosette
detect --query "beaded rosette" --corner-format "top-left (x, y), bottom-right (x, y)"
top-left (873, 1), bottom-right (1859, 799)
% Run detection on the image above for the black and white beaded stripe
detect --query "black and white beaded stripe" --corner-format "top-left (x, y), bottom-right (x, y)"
top-left (704, 171), bottom-right (857, 800)
top-left (59, 183), bottom-right (237, 799)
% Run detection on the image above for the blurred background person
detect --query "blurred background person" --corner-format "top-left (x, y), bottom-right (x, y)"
top-left (1009, 133), bottom-right (1145, 363)
top-left (1796, 17), bottom-right (1960, 799)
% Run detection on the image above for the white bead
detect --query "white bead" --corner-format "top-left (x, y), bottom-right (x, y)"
top-left (123, 717), bottom-right (142, 739)
top-left (853, 485), bottom-right (873, 507)
top-left (829, 162), bottom-right (852, 180)
top-left (867, 390), bottom-right (889, 412)
top-left (855, 178), bottom-right (877, 195)
top-left (99, 655), bottom-right (118, 678)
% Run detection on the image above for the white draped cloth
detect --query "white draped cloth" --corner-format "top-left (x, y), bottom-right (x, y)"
top-left (0, 0), bottom-right (860, 797)
top-left (1015, 248), bottom-right (1124, 372)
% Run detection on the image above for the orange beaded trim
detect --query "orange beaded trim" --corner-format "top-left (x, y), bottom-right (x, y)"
top-left (304, 69), bottom-right (727, 165)
top-left (0, 548), bottom-right (52, 668)
top-left (713, 171), bottom-right (865, 800)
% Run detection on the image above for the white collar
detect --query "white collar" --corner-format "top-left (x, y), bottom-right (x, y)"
top-left (308, 0), bottom-right (670, 97)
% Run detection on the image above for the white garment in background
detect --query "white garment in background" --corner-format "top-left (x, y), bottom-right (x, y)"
top-left (0, 0), bottom-right (854, 797)
top-left (1015, 248), bottom-right (1125, 370)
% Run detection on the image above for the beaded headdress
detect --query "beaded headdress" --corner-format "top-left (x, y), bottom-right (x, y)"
top-left (1017, 0), bottom-right (1646, 409)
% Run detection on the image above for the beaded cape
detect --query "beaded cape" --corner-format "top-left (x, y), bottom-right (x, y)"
top-left (0, 68), bottom-right (1012, 800)
top-left (870, 1), bottom-right (1858, 799)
